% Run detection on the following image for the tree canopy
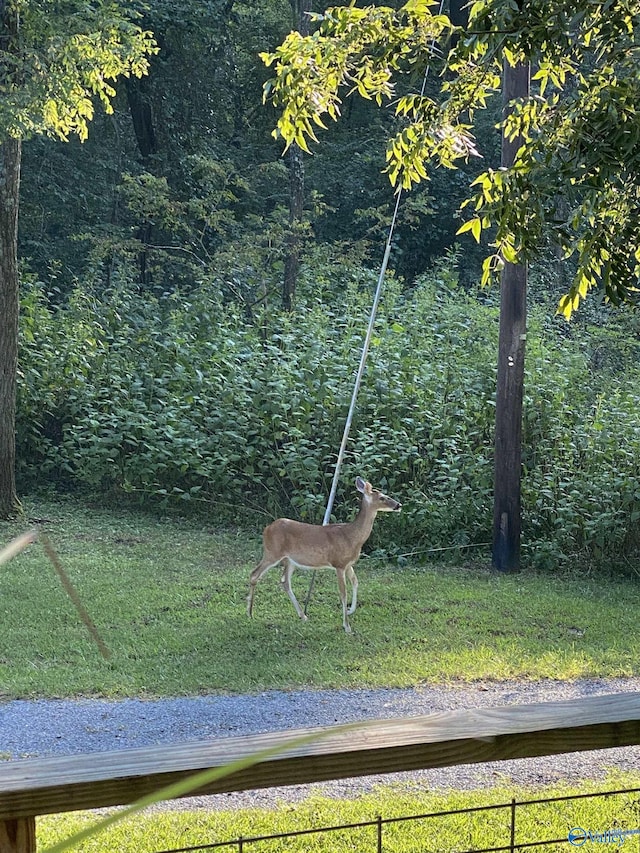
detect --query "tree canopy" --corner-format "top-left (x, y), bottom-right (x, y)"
top-left (0, 0), bottom-right (157, 142)
top-left (261, 0), bottom-right (640, 317)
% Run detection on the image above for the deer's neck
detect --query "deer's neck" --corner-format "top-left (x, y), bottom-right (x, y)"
top-left (349, 497), bottom-right (377, 545)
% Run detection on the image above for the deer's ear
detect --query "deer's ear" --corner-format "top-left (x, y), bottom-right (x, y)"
top-left (356, 477), bottom-right (372, 494)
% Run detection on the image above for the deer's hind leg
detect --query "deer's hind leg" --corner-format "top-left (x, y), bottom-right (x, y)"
top-left (281, 558), bottom-right (308, 621)
top-left (335, 566), bottom-right (352, 633)
top-left (247, 554), bottom-right (281, 617)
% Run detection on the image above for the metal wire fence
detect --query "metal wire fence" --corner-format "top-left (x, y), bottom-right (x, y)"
top-left (151, 785), bottom-right (640, 853)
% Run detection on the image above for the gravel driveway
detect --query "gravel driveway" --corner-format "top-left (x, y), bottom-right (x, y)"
top-left (2, 678), bottom-right (640, 809)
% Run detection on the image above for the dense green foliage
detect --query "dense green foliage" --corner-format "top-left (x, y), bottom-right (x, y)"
top-left (8, 0), bottom-right (640, 567)
top-left (17, 256), bottom-right (640, 563)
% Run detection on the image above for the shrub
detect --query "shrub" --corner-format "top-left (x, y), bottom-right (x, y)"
top-left (16, 258), bottom-right (640, 564)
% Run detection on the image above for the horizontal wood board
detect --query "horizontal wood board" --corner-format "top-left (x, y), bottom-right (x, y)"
top-left (1, 692), bottom-right (639, 820)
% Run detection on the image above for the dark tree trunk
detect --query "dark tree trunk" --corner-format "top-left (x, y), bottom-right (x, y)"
top-left (492, 59), bottom-right (530, 572)
top-left (125, 76), bottom-right (157, 163)
top-left (0, 137), bottom-right (20, 519)
top-left (125, 75), bottom-right (157, 286)
top-left (0, 0), bottom-right (20, 519)
top-left (282, 142), bottom-right (304, 311)
top-left (282, 0), bottom-right (311, 311)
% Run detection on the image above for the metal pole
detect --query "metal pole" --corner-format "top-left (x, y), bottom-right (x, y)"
top-left (510, 798), bottom-right (517, 853)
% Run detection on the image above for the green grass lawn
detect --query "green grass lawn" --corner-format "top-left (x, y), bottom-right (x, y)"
top-left (38, 774), bottom-right (640, 853)
top-left (1, 496), bottom-right (639, 698)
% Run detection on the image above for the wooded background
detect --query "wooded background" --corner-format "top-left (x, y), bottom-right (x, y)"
top-left (5, 0), bottom-right (640, 568)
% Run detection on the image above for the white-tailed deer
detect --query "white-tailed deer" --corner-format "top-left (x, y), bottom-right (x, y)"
top-left (247, 477), bottom-right (401, 633)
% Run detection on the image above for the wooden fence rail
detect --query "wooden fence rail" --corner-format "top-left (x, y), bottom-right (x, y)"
top-left (1, 692), bottom-right (640, 853)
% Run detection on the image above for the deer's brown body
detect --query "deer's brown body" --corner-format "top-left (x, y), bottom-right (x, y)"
top-left (247, 477), bottom-right (401, 633)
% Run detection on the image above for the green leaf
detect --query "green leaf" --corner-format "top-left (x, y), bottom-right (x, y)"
top-left (456, 217), bottom-right (482, 243)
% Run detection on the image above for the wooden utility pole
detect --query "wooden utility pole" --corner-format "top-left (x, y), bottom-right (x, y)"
top-left (492, 58), bottom-right (530, 573)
